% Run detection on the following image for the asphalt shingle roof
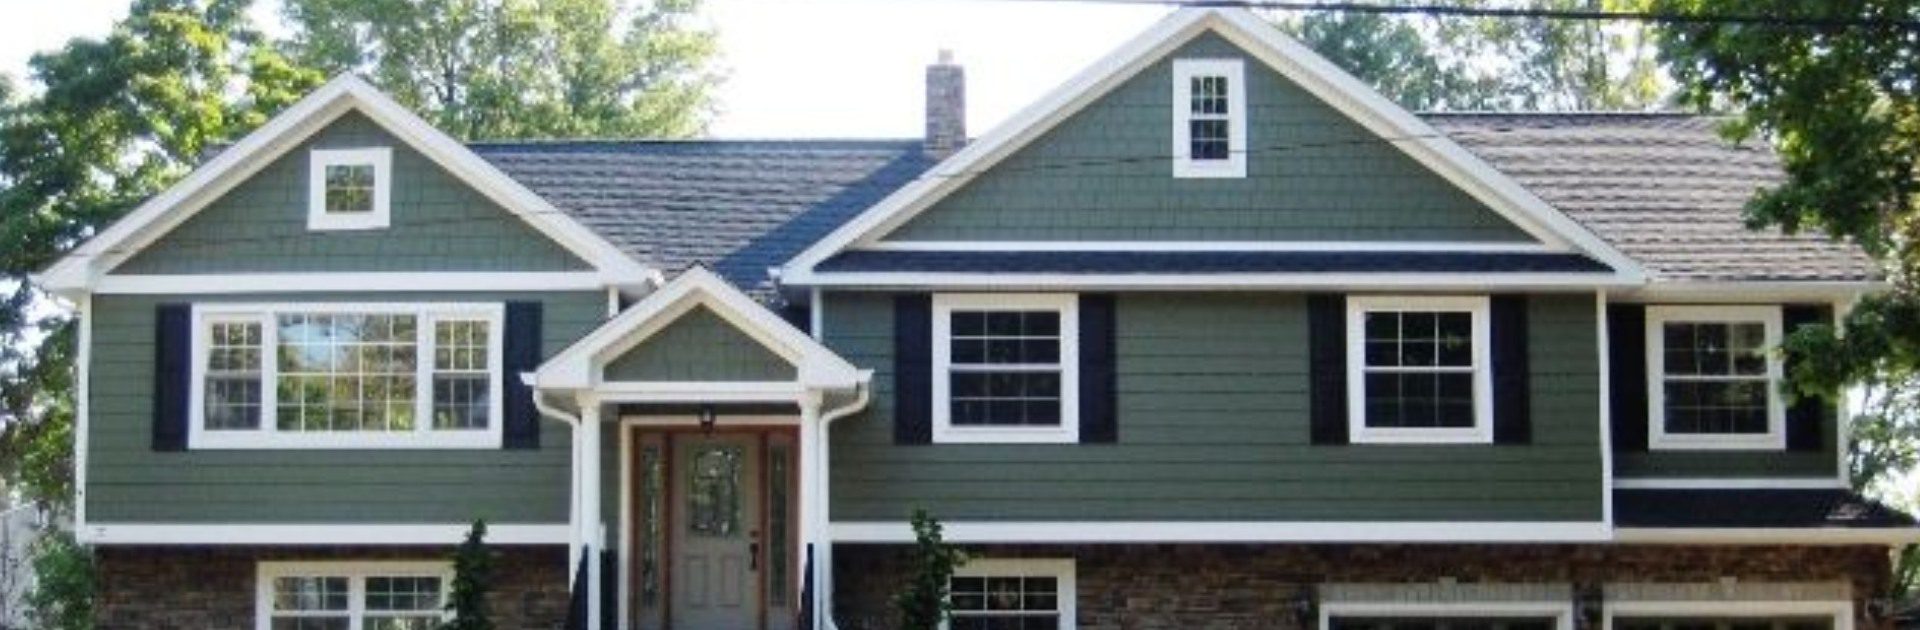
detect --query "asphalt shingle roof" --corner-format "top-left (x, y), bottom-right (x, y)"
top-left (1614, 489), bottom-right (1916, 529)
top-left (1425, 113), bottom-right (1877, 283)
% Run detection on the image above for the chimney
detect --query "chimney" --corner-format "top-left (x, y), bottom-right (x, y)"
top-left (925, 49), bottom-right (966, 159)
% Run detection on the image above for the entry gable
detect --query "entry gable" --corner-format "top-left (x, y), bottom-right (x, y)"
top-left (781, 8), bottom-right (1642, 283)
top-left (532, 267), bottom-right (863, 392)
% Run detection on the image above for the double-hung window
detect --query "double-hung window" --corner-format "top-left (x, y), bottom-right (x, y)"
top-left (1172, 58), bottom-right (1247, 178)
top-left (257, 561), bottom-right (449, 630)
top-left (948, 558), bottom-right (1077, 630)
top-left (191, 303), bottom-right (504, 449)
top-left (308, 148), bottom-right (392, 231)
top-left (1346, 296), bottom-right (1493, 444)
top-left (932, 294), bottom-right (1079, 444)
top-left (1645, 305), bottom-right (1785, 450)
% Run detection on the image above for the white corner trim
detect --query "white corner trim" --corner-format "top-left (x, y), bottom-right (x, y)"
top-left (777, 7), bottom-right (1644, 285)
top-left (256, 560), bottom-right (454, 630)
top-left (80, 523), bottom-right (569, 545)
top-left (860, 240), bottom-right (1557, 253)
top-left (1644, 305), bottom-right (1787, 451)
top-left (830, 521), bottom-right (1612, 543)
top-left (1171, 58), bottom-right (1247, 179)
top-left (1602, 597), bottom-right (1853, 630)
top-left (74, 293), bottom-right (92, 534)
top-left (1613, 527), bottom-right (1920, 545)
top-left (307, 147), bottom-right (393, 231)
top-left (1320, 601), bottom-right (1575, 630)
top-left (96, 272), bottom-right (607, 294)
top-left (931, 293), bottom-right (1080, 444)
top-left (34, 74), bottom-right (653, 294)
top-left (949, 558), bottom-right (1078, 630)
top-left (1612, 478), bottom-right (1848, 490)
top-left (1597, 291), bottom-right (1615, 529)
top-left (1345, 295), bottom-right (1493, 445)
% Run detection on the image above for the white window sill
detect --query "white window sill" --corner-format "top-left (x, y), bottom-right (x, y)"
top-left (1351, 427), bottom-right (1493, 445)
top-left (190, 429), bottom-right (501, 450)
top-left (932, 427), bottom-right (1078, 444)
top-left (306, 213), bottom-right (391, 231)
top-left (1648, 433), bottom-right (1786, 451)
top-left (1172, 160), bottom-right (1246, 179)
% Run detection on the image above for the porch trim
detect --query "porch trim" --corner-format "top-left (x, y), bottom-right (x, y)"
top-left (76, 523), bottom-right (568, 545)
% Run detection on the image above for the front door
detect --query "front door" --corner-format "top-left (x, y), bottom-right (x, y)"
top-left (672, 433), bottom-right (761, 628)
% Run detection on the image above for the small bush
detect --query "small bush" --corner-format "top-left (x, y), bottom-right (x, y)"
top-left (442, 520), bottom-right (492, 630)
top-left (25, 530), bottom-right (92, 630)
top-left (892, 509), bottom-right (966, 630)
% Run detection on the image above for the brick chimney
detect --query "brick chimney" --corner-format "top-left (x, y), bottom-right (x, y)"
top-left (925, 49), bottom-right (966, 159)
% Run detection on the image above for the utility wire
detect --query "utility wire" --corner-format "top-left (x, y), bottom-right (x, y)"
top-left (977, 0), bottom-right (1920, 31)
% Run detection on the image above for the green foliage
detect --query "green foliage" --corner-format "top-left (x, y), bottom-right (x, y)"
top-left (281, 0), bottom-right (719, 140)
top-left (24, 530), bottom-right (93, 630)
top-left (1278, 0), bottom-right (1668, 111)
top-left (442, 520), bottom-right (494, 630)
top-left (892, 509), bottom-right (966, 630)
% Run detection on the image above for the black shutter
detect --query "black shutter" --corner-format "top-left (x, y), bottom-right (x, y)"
top-left (1783, 304), bottom-right (1832, 452)
top-left (1308, 294), bottom-right (1349, 445)
top-left (152, 304), bottom-right (192, 452)
top-left (1492, 295), bottom-right (1532, 444)
top-left (503, 301), bottom-right (544, 450)
top-left (894, 294), bottom-right (933, 445)
top-left (1078, 294), bottom-right (1118, 444)
top-left (1607, 304), bottom-right (1649, 452)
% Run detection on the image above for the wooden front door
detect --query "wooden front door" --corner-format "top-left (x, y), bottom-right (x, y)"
top-left (631, 427), bottom-right (797, 630)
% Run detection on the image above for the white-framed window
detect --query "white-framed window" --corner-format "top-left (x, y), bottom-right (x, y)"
top-left (932, 294), bottom-right (1080, 444)
top-left (256, 561), bottom-right (451, 630)
top-left (1346, 295), bottom-right (1493, 444)
top-left (308, 148), bottom-right (393, 231)
top-left (1172, 58), bottom-right (1247, 179)
top-left (1645, 305), bottom-right (1786, 451)
top-left (947, 558), bottom-right (1076, 630)
top-left (1320, 602), bottom-right (1575, 630)
top-left (1604, 600), bottom-right (1852, 630)
top-left (190, 303), bottom-right (505, 450)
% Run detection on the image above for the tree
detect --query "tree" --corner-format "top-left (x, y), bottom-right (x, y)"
top-left (281, 0), bottom-right (720, 140)
top-left (443, 520), bottom-right (494, 630)
top-left (23, 531), bottom-right (93, 630)
top-left (892, 509), bottom-right (966, 630)
top-left (1644, 0), bottom-right (1920, 594)
top-left (0, 0), bottom-right (325, 517)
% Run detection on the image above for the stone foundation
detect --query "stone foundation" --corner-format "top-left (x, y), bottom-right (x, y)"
top-left (833, 544), bottom-right (1893, 630)
top-left (95, 545), bottom-right (568, 630)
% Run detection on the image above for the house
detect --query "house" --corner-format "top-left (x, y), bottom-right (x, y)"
top-left (30, 7), bottom-right (1920, 630)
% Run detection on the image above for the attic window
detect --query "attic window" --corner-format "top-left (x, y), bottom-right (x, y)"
top-left (308, 148), bottom-right (392, 230)
top-left (1172, 58), bottom-right (1246, 178)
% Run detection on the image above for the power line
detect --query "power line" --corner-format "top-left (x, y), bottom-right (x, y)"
top-left (991, 0), bottom-right (1920, 31)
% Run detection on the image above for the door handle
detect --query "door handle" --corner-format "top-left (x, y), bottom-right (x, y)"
top-left (749, 542), bottom-right (760, 572)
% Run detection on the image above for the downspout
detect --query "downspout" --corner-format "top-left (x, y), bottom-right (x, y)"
top-left (528, 381), bottom-right (587, 584)
top-left (811, 374), bottom-right (873, 630)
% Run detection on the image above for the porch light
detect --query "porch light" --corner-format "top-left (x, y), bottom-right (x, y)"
top-left (701, 404), bottom-right (717, 434)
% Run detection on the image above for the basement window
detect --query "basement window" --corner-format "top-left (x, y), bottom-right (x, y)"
top-left (257, 561), bottom-right (450, 630)
top-left (1172, 58), bottom-right (1246, 178)
top-left (308, 148), bottom-right (392, 230)
top-left (949, 558), bottom-right (1077, 630)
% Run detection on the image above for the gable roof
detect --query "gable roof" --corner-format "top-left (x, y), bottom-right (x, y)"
top-left (776, 7), bottom-right (1645, 285)
top-left (531, 266), bottom-right (864, 392)
top-left (33, 74), bottom-right (656, 294)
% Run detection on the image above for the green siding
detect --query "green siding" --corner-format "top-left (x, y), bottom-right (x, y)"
top-left (885, 34), bottom-right (1533, 244)
top-left (117, 112), bottom-right (590, 274)
top-left (603, 306), bottom-right (797, 382)
top-left (824, 292), bottom-right (1603, 521)
top-left (85, 291), bottom-right (605, 524)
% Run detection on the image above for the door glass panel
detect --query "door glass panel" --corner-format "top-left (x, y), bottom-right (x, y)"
top-left (688, 445), bottom-right (743, 537)
top-left (639, 443), bottom-right (664, 607)
top-left (768, 444), bottom-right (791, 607)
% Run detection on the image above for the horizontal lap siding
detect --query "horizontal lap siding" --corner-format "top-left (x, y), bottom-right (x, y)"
top-left (825, 292), bottom-right (1603, 522)
top-left (883, 34), bottom-right (1532, 244)
top-left (86, 291), bottom-right (605, 524)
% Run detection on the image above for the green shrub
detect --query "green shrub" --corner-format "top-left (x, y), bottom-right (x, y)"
top-left (891, 509), bottom-right (966, 630)
top-left (25, 530), bottom-right (92, 630)
top-left (442, 520), bottom-right (493, 630)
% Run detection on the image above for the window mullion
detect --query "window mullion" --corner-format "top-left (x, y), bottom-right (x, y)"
top-left (417, 311), bottom-right (433, 436)
top-left (261, 312), bottom-right (279, 437)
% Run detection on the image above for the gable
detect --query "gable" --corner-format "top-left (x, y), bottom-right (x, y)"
top-left (115, 112), bottom-right (591, 274)
top-left (603, 304), bottom-right (798, 383)
top-left (882, 33), bottom-right (1532, 245)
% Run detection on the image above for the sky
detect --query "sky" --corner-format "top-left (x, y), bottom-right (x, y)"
top-left (0, 0), bottom-right (1170, 139)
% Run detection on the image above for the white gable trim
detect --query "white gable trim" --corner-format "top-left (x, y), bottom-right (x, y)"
top-left (33, 74), bottom-right (655, 294)
top-left (779, 8), bottom-right (1643, 285)
top-left (532, 266), bottom-right (863, 392)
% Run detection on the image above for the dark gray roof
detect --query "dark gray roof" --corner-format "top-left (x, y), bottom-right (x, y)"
top-left (816, 250), bottom-right (1610, 274)
top-left (471, 140), bottom-right (934, 293)
top-left (1425, 113), bottom-right (1877, 283)
top-left (1614, 489), bottom-right (1916, 529)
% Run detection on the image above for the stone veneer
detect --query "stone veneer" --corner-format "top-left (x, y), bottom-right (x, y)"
top-left (833, 544), bottom-right (1894, 630)
top-left (95, 545), bottom-right (568, 629)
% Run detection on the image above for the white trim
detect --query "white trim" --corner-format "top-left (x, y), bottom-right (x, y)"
top-left (1612, 478), bottom-right (1849, 490)
top-left (1603, 597), bottom-right (1853, 630)
top-left (946, 558), bottom-right (1077, 630)
top-left (830, 521), bottom-right (1611, 543)
top-left (1346, 295), bottom-right (1493, 445)
top-left (618, 422), bottom-right (634, 630)
top-left (1621, 282), bottom-right (1884, 304)
top-left (1613, 527), bottom-right (1920, 545)
top-left (778, 8), bottom-right (1644, 285)
top-left (33, 74), bottom-right (653, 294)
top-left (1598, 291), bottom-right (1615, 528)
top-left (306, 147), bottom-right (393, 231)
top-left (188, 302), bottom-right (505, 450)
top-left (789, 271), bottom-right (1634, 290)
top-left (931, 293), bottom-right (1080, 444)
top-left (1645, 305), bottom-right (1786, 451)
top-left (74, 293), bottom-right (91, 534)
top-left (79, 523), bottom-right (569, 545)
top-left (1320, 601), bottom-right (1576, 630)
top-left (1171, 58), bottom-right (1247, 178)
top-left (96, 271), bottom-right (606, 294)
top-left (862, 240), bottom-right (1557, 253)
top-left (256, 560), bottom-right (453, 630)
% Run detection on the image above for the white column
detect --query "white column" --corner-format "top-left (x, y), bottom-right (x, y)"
top-left (581, 400), bottom-right (604, 630)
top-left (797, 392), bottom-right (826, 629)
